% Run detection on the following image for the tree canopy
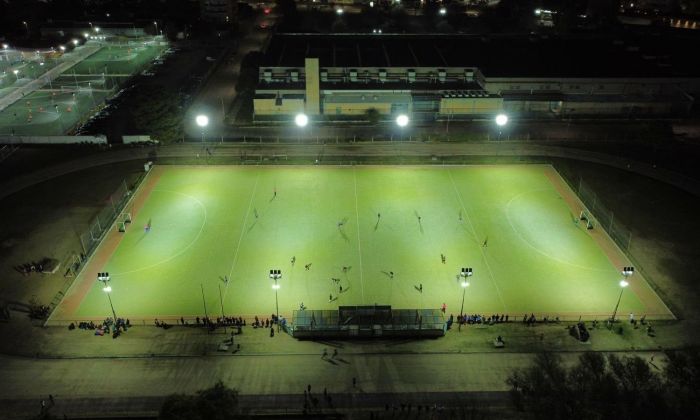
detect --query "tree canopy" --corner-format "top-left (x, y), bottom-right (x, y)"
top-left (159, 381), bottom-right (240, 420)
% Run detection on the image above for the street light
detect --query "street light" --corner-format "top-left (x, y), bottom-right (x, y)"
top-left (2, 44), bottom-right (8, 50)
top-left (269, 269), bottom-right (282, 331)
top-left (72, 39), bottom-right (79, 46)
top-left (458, 267), bottom-right (473, 331)
top-left (396, 114), bottom-right (409, 127)
top-left (196, 114), bottom-right (209, 144)
top-left (610, 279), bottom-right (629, 328)
top-left (336, 8), bottom-right (344, 15)
top-left (59, 45), bottom-right (66, 52)
top-left (294, 113), bottom-right (308, 127)
top-left (97, 272), bottom-right (118, 323)
top-left (153, 21), bottom-right (158, 34)
top-left (439, 8), bottom-right (447, 15)
top-left (495, 113), bottom-right (508, 127)
top-left (12, 69), bottom-right (19, 82)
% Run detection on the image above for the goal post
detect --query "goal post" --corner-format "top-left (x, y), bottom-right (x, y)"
top-left (116, 212), bottom-right (132, 232)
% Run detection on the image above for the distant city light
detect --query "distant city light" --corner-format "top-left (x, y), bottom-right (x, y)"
top-left (396, 114), bottom-right (409, 127)
top-left (495, 114), bottom-right (508, 127)
top-left (295, 113), bottom-right (309, 127)
top-left (336, 8), bottom-right (343, 15)
top-left (439, 8), bottom-right (447, 15)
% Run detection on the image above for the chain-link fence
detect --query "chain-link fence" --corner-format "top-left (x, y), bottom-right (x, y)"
top-left (572, 178), bottom-right (633, 252)
top-left (78, 179), bottom-right (130, 256)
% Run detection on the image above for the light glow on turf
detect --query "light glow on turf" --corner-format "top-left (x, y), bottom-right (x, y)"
top-left (196, 114), bottom-right (209, 127)
top-left (294, 113), bottom-right (308, 127)
top-left (396, 114), bottom-right (409, 127)
top-left (495, 114), bottom-right (508, 126)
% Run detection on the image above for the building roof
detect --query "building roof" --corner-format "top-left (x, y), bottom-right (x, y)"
top-left (261, 33), bottom-right (700, 78)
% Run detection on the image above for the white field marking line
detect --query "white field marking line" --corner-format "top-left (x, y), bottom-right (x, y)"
top-left (504, 189), bottom-right (617, 274)
top-left (223, 170), bottom-right (261, 303)
top-left (447, 169), bottom-right (507, 312)
top-left (112, 189), bottom-right (207, 276)
top-left (353, 167), bottom-right (365, 304)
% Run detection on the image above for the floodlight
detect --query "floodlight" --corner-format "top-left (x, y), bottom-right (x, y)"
top-left (619, 280), bottom-right (629, 288)
top-left (95, 27), bottom-right (100, 32)
top-left (396, 114), bottom-right (409, 127)
top-left (59, 45), bottom-right (66, 51)
top-left (83, 32), bottom-right (89, 38)
top-left (294, 113), bottom-right (309, 127)
top-left (495, 114), bottom-right (508, 126)
top-left (336, 8), bottom-right (343, 15)
top-left (195, 114), bottom-right (209, 127)
top-left (370, 1), bottom-right (374, 6)
top-left (2, 44), bottom-right (8, 49)
top-left (439, 8), bottom-right (447, 15)
top-left (72, 39), bottom-right (79, 45)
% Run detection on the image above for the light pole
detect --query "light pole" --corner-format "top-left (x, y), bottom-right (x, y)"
top-left (610, 279), bottom-right (629, 327)
top-left (196, 114), bottom-right (209, 146)
top-left (610, 266), bottom-right (635, 327)
top-left (22, 21), bottom-right (29, 36)
top-left (153, 21), bottom-right (158, 35)
top-left (97, 272), bottom-right (118, 322)
top-left (495, 113), bottom-right (508, 141)
top-left (458, 267), bottom-right (473, 331)
top-left (395, 114), bottom-right (409, 141)
top-left (270, 269), bottom-right (282, 331)
top-left (295, 112), bottom-right (308, 142)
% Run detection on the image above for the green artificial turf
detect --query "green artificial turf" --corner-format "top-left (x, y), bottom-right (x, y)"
top-left (74, 165), bottom-right (649, 319)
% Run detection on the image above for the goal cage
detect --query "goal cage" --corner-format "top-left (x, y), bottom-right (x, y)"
top-left (117, 212), bottom-right (132, 232)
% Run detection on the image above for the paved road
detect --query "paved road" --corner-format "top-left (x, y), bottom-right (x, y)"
top-left (187, 12), bottom-right (275, 136)
top-left (0, 350), bottom-right (659, 418)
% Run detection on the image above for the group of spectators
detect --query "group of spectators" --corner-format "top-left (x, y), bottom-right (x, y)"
top-left (458, 313), bottom-right (510, 325)
top-left (69, 317), bottom-right (130, 338)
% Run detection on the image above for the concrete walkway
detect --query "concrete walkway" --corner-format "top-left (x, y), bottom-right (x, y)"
top-left (0, 348), bottom-right (661, 419)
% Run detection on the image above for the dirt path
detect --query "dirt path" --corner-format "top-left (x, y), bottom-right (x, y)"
top-left (544, 166), bottom-right (673, 319)
top-left (49, 167), bottom-right (163, 320)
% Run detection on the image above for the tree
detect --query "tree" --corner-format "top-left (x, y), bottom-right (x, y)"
top-left (665, 349), bottom-right (700, 418)
top-left (159, 381), bottom-right (240, 420)
top-left (130, 85), bottom-right (183, 144)
top-left (508, 351), bottom-right (670, 420)
top-left (365, 108), bottom-right (380, 125)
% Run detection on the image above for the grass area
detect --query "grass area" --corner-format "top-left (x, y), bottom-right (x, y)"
top-left (67, 43), bottom-right (164, 75)
top-left (0, 89), bottom-right (110, 136)
top-left (0, 40), bottom-right (165, 136)
top-left (66, 165), bottom-right (665, 320)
